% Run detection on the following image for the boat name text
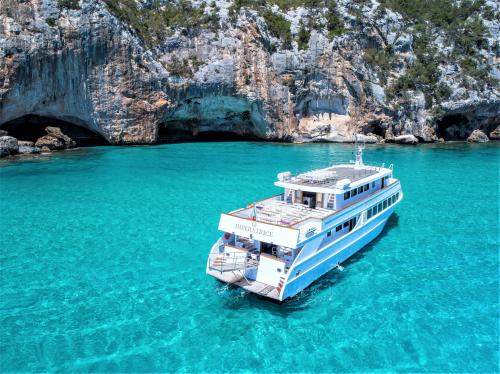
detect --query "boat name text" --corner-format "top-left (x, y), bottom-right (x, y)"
top-left (235, 223), bottom-right (274, 238)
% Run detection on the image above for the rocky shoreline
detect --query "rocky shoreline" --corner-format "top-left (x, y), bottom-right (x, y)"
top-left (1, 125), bottom-right (497, 159)
top-left (0, 126), bottom-right (76, 157)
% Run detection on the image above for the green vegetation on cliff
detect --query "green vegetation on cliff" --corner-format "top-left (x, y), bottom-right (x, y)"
top-left (374, 0), bottom-right (497, 107)
top-left (103, 0), bottom-right (219, 46)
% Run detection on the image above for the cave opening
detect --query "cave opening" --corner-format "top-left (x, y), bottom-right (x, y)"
top-left (435, 114), bottom-right (469, 140)
top-left (1, 115), bottom-right (109, 146)
top-left (364, 121), bottom-right (386, 138)
top-left (157, 122), bottom-right (260, 143)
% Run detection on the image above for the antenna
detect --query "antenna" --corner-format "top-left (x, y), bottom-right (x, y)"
top-left (354, 134), bottom-right (365, 168)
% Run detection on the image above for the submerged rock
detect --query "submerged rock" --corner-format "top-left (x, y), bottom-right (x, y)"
top-left (0, 136), bottom-right (19, 157)
top-left (467, 129), bottom-right (489, 143)
top-left (35, 127), bottom-right (76, 150)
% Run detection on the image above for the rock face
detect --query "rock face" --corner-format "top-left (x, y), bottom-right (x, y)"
top-left (467, 129), bottom-right (490, 143)
top-left (34, 127), bottom-right (75, 150)
top-left (0, 0), bottom-right (498, 144)
top-left (0, 136), bottom-right (18, 156)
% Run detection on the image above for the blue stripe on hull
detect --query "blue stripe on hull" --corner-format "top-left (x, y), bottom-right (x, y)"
top-left (282, 208), bottom-right (394, 300)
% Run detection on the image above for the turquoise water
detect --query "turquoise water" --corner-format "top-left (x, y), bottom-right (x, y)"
top-left (0, 142), bottom-right (498, 372)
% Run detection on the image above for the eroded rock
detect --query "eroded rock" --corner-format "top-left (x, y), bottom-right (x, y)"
top-left (467, 129), bottom-right (489, 143)
top-left (35, 127), bottom-right (76, 150)
top-left (394, 134), bottom-right (419, 145)
top-left (0, 136), bottom-right (19, 157)
top-left (489, 126), bottom-right (500, 140)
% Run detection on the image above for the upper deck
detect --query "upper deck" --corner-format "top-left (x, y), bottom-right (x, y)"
top-left (275, 164), bottom-right (390, 192)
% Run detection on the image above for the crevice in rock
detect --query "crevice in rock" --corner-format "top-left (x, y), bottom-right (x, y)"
top-left (1, 115), bottom-right (109, 146)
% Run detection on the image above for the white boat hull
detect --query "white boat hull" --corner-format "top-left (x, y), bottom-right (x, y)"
top-left (281, 207), bottom-right (394, 300)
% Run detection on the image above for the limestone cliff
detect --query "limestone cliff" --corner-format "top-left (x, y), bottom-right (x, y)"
top-left (0, 0), bottom-right (498, 144)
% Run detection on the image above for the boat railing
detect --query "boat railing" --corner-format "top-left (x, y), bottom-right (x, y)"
top-left (208, 246), bottom-right (259, 273)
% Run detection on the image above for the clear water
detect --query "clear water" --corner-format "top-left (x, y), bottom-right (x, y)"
top-left (0, 142), bottom-right (498, 372)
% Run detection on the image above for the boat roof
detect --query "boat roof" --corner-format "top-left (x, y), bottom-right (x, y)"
top-left (275, 164), bottom-right (390, 192)
top-left (231, 198), bottom-right (332, 227)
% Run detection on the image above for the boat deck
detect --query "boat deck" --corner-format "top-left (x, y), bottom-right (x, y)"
top-left (233, 198), bottom-right (332, 226)
top-left (207, 268), bottom-right (281, 300)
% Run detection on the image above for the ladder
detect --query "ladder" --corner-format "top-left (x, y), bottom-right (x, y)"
top-left (276, 275), bottom-right (286, 295)
top-left (327, 194), bottom-right (335, 209)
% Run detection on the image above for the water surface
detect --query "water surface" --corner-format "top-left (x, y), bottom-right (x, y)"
top-left (0, 142), bottom-right (498, 372)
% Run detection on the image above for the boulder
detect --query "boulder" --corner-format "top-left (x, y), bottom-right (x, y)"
top-left (17, 141), bottom-right (41, 154)
top-left (394, 134), bottom-right (418, 145)
top-left (355, 133), bottom-right (381, 144)
top-left (46, 126), bottom-right (74, 145)
top-left (35, 127), bottom-right (76, 150)
top-left (467, 129), bottom-right (489, 143)
top-left (0, 136), bottom-right (19, 157)
top-left (489, 126), bottom-right (500, 140)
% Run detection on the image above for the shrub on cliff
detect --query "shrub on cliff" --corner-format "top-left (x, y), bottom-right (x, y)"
top-left (262, 10), bottom-right (292, 48)
top-left (363, 47), bottom-right (394, 84)
top-left (297, 23), bottom-right (310, 50)
top-left (325, 1), bottom-right (344, 39)
top-left (167, 57), bottom-right (194, 79)
top-left (103, 0), bottom-right (219, 46)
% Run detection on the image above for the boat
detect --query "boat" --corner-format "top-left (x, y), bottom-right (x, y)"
top-left (206, 143), bottom-right (403, 301)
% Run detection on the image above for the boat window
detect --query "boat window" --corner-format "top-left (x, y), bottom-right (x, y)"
top-left (367, 209), bottom-right (372, 219)
top-left (351, 189), bottom-right (357, 197)
top-left (357, 187), bottom-right (363, 194)
top-left (343, 222), bottom-right (349, 228)
top-left (327, 231), bottom-right (331, 237)
top-left (372, 182), bottom-right (375, 188)
top-left (335, 225), bottom-right (342, 232)
top-left (378, 203), bottom-right (382, 212)
top-left (344, 191), bottom-right (350, 200)
top-left (383, 200), bottom-right (387, 209)
top-left (388, 198), bottom-right (392, 206)
top-left (364, 184), bottom-right (369, 192)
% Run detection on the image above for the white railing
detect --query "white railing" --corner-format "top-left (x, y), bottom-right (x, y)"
top-left (208, 246), bottom-right (259, 273)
